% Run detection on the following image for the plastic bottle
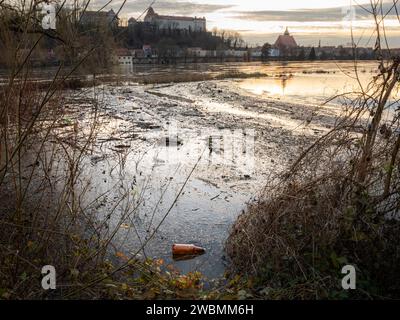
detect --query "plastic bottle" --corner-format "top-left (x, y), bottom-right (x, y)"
top-left (172, 244), bottom-right (205, 256)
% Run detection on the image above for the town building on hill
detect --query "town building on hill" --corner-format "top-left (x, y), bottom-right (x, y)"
top-left (143, 7), bottom-right (206, 32)
top-left (113, 48), bottom-right (132, 65)
top-left (274, 27), bottom-right (298, 56)
top-left (80, 9), bottom-right (119, 28)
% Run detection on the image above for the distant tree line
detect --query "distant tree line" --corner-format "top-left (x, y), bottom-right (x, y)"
top-left (0, 4), bottom-right (118, 70)
top-left (118, 23), bottom-right (245, 52)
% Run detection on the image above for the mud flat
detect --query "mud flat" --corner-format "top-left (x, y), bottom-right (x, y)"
top-left (63, 78), bottom-right (340, 280)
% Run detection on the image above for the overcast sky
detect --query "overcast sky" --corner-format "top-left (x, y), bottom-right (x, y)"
top-left (92, 0), bottom-right (400, 47)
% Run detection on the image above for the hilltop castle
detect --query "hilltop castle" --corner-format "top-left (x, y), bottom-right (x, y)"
top-left (80, 9), bottom-right (119, 28)
top-left (144, 7), bottom-right (206, 32)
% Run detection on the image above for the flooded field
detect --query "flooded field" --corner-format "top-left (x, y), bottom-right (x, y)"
top-left (117, 60), bottom-right (386, 105)
top-left (5, 61), bottom-right (389, 280)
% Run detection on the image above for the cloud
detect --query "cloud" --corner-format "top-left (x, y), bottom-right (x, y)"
top-left (233, 2), bottom-right (400, 22)
top-left (92, 0), bottom-right (234, 17)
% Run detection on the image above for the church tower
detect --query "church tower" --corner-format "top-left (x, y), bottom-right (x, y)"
top-left (274, 27), bottom-right (298, 51)
top-left (284, 27), bottom-right (290, 36)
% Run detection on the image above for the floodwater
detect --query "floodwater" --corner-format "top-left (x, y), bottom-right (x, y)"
top-left (75, 61), bottom-right (389, 281)
top-left (78, 85), bottom-right (265, 281)
top-left (117, 60), bottom-right (387, 105)
top-left (7, 60), bottom-right (396, 281)
top-left (86, 123), bottom-right (258, 280)
top-left (2, 60), bottom-right (391, 106)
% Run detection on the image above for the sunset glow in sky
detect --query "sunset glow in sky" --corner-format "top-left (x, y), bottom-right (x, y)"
top-left (100, 0), bottom-right (400, 47)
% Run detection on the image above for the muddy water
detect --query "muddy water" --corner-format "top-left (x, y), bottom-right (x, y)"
top-left (236, 61), bottom-right (398, 106)
top-left (116, 61), bottom-right (385, 104)
top-left (40, 61), bottom-right (390, 280)
top-left (79, 91), bottom-right (268, 280)
top-left (85, 123), bottom-right (259, 280)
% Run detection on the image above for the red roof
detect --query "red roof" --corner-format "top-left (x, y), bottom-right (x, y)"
top-left (274, 35), bottom-right (297, 49)
top-left (115, 48), bottom-right (130, 56)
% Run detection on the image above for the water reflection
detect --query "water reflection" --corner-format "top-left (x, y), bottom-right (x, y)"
top-left (280, 75), bottom-right (290, 95)
top-left (173, 253), bottom-right (206, 262)
top-left (237, 61), bottom-right (400, 106)
top-left (100, 127), bottom-right (258, 279)
top-left (239, 73), bottom-right (369, 105)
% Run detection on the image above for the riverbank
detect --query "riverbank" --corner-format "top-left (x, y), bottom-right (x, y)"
top-left (2, 60), bottom-right (388, 299)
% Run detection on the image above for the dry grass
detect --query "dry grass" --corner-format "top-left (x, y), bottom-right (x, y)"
top-left (0, 1), bottom-right (214, 300)
top-left (226, 54), bottom-right (400, 299)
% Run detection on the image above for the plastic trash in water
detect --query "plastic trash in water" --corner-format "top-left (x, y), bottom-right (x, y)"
top-left (172, 244), bottom-right (205, 257)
